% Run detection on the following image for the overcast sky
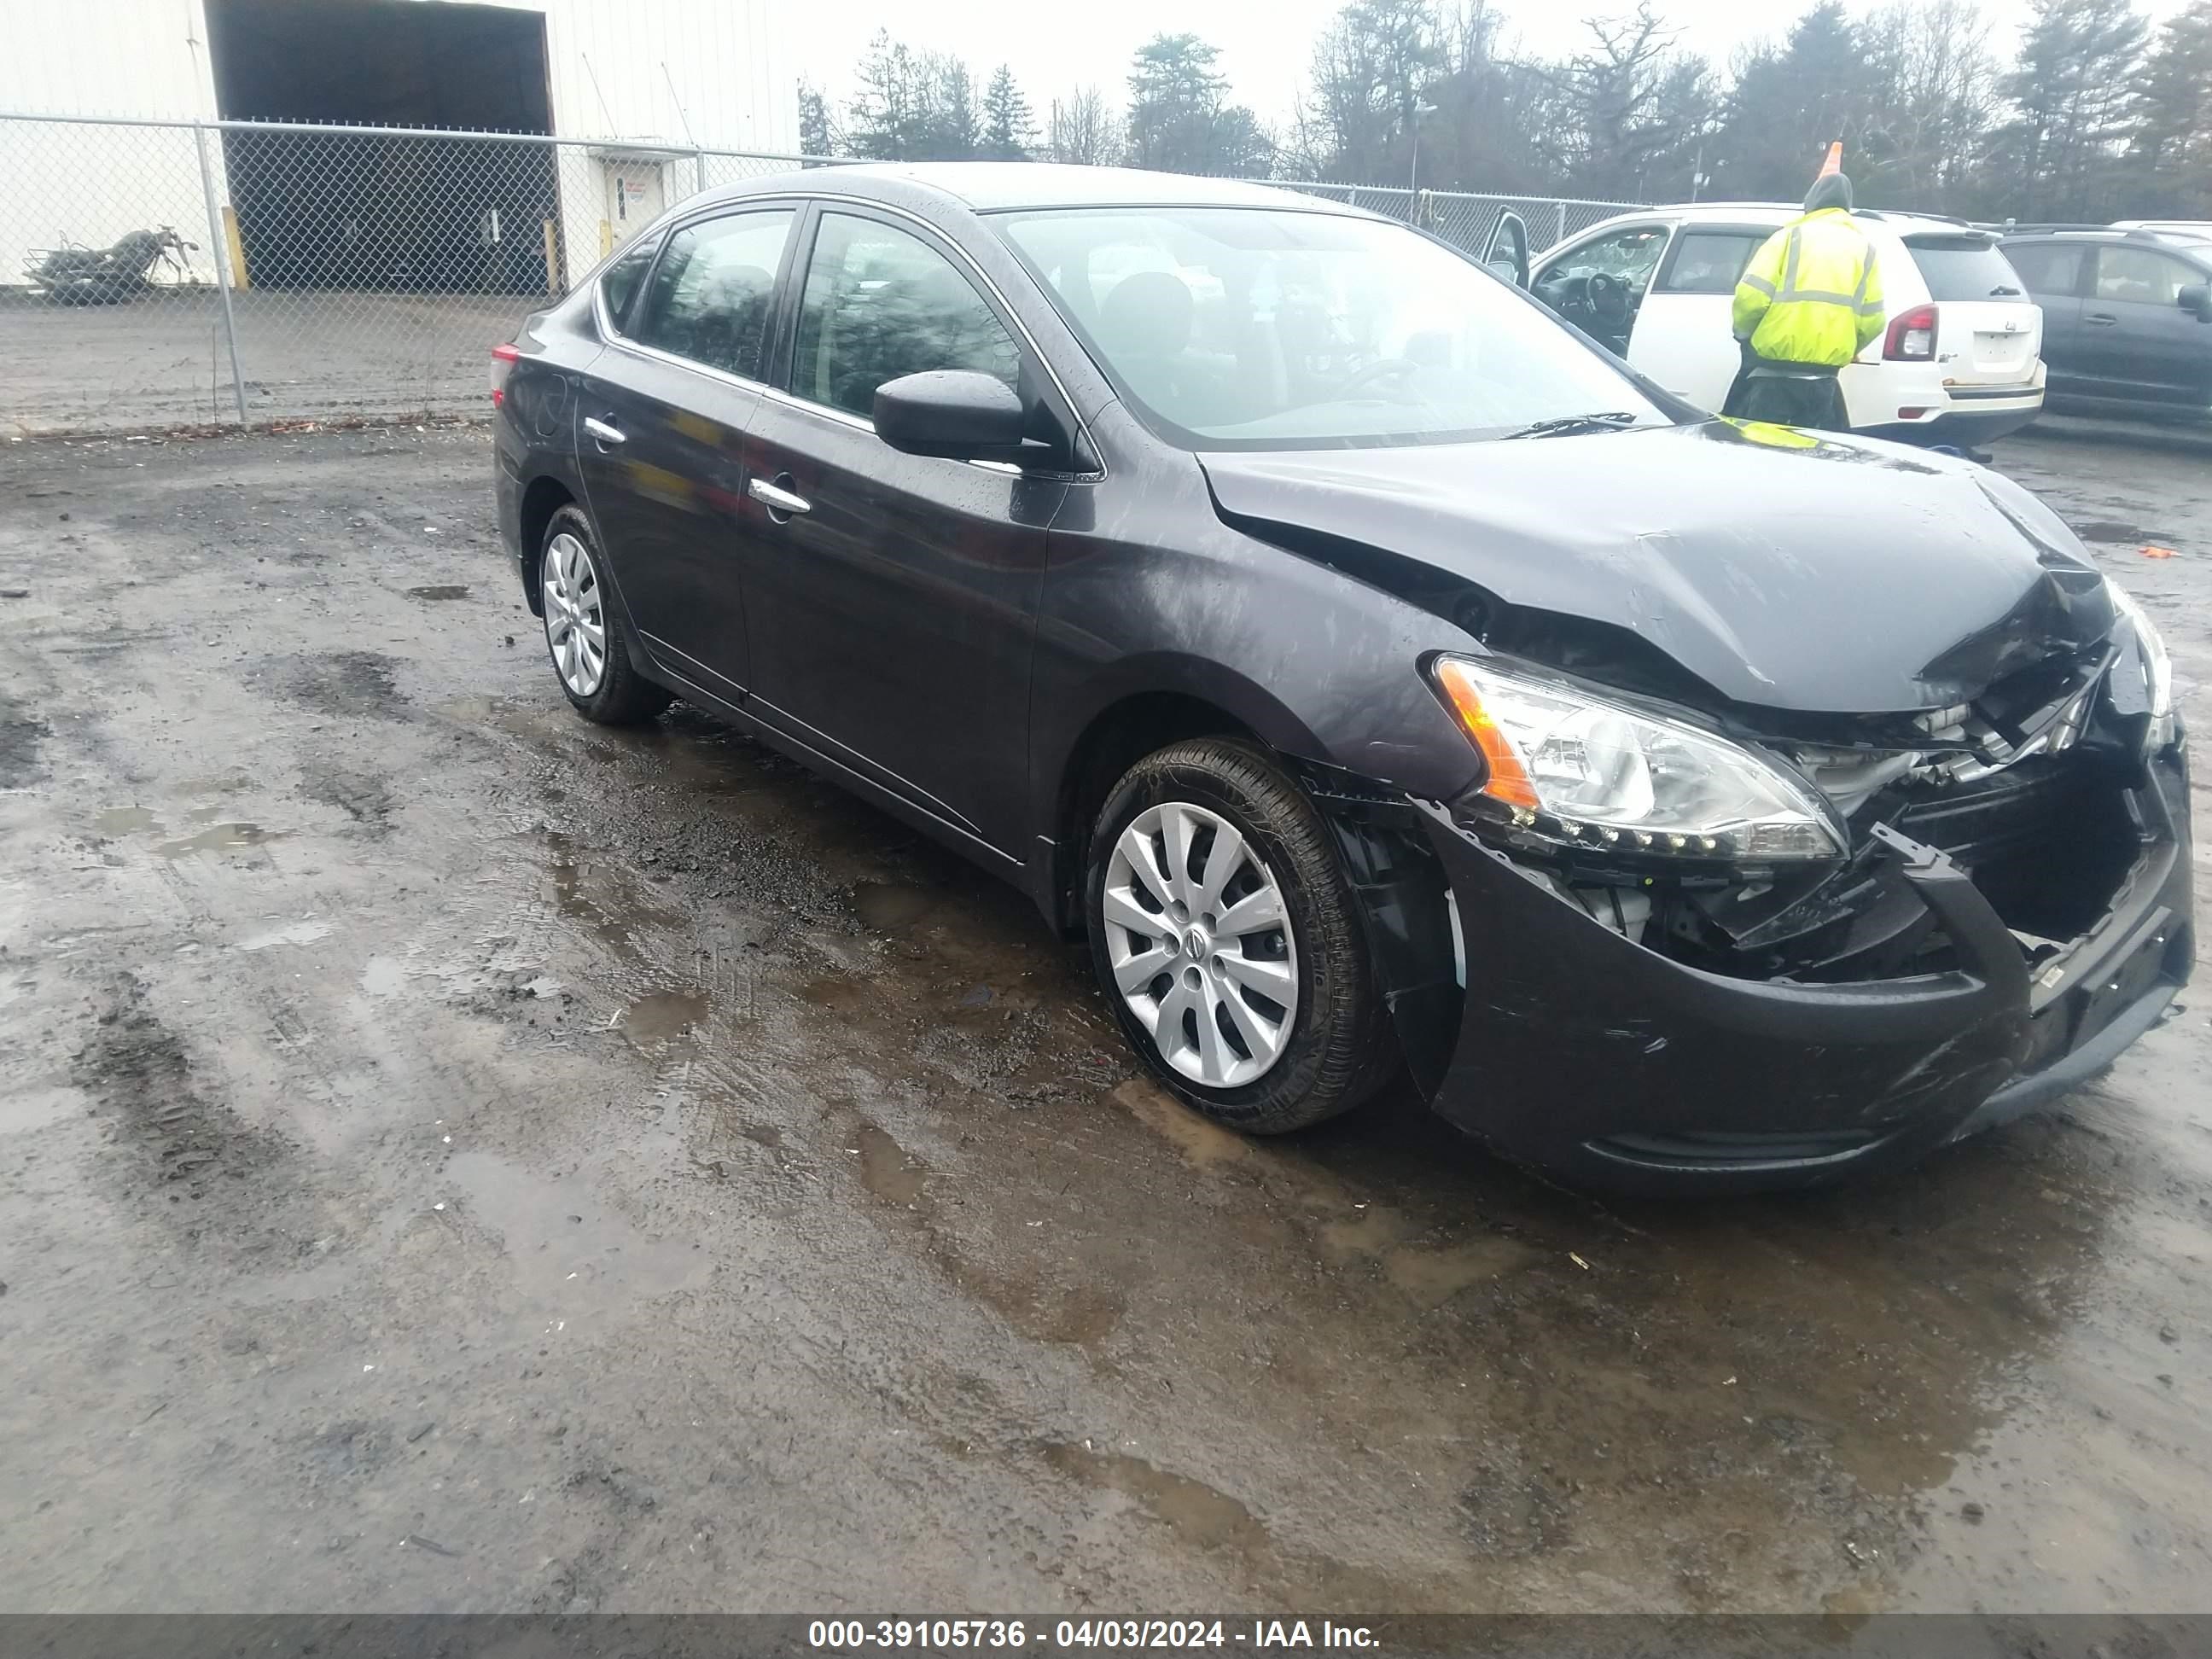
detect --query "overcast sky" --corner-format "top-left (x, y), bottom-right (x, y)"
top-left (792, 0), bottom-right (2186, 130)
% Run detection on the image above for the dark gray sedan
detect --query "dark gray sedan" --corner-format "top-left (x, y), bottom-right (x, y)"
top-left (492, 164), bottom-right (2191, 1193)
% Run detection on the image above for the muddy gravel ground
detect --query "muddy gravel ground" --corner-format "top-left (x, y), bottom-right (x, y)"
top-left (0, 424), bottom-right (2207, 1615)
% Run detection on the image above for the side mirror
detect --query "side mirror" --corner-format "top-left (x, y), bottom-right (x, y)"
top-left (872, 370), bottom-right (1033, 462)
top-left (2178, 282), bottom-right (2212, 323)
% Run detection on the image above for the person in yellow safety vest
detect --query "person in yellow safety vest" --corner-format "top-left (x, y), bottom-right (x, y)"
top-left (1722, 171), bottom-right (1884, 431)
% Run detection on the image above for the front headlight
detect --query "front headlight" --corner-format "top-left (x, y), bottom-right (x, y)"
top-left (1430, 655), bottom-right (1845, 862)
top-left (2107, 580), bottom-right (2175, 748)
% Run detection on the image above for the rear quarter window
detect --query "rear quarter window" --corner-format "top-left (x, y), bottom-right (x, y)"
top-left (1904, 237), bottom-right (2026, 301)
top-left (600, 237), bottom-right (660, 331)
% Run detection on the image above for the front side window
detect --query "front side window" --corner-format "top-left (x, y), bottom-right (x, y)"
top-left (1541, 224), bottom-right (1672, 290)
top-left (998, 206), bottom-right (1664, 450)
top-left (629, 209), bottom-right (795, 381)
top-left (2094, 247), bottom-right (2196, 306)
top-left (1659, 230), bottom-right (1762, 294)
top-left (789, 212), bottom-right (1020, 419)
top-left (2005, 242), bottom-right (2085, 297)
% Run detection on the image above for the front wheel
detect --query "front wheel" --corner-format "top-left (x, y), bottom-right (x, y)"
top-left (1085, 737), bottom-right (1394, 1134)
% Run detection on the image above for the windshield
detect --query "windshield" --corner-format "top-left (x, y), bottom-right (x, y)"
top-left (995, 206), bottom-right (1666, 451)
top-left (1904, 236), bottom-right (2026, 301)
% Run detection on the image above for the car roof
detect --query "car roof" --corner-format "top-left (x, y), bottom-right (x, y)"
top-left (1576, 202), bottom-right (1984, 236)
top-left (693, 162), bottom-right (1367, 218)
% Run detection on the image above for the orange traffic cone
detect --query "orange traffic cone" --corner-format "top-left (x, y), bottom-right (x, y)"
top-left (1815, 141), bottom-right (1843, 180)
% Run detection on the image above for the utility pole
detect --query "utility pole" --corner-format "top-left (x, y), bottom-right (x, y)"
top-left (1407, 100), bottom-right (1437, 218)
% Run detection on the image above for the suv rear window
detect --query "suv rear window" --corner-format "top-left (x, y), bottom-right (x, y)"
top-left (1904, 236), bottom-right (2025, 301)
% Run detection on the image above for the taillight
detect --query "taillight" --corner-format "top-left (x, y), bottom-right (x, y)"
top-left (490, 341), bottom-right (520, 407)
top-left (1884, 304), bottom-right (1937, 361)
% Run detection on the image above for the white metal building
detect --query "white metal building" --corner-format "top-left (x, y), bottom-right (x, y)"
top-left (1, 0), bottom-right (795, 293)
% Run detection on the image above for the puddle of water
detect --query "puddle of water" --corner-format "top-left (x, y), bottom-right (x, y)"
top-left (545, 830), bottom-right (679, 964)
top-left (1113, 1080), bottom-right (1251, 1168)
top-left (798, 975), bottom-right (872, 1014)
top-left (847, 1117), bottom-right (1121, 1342)
top-left (440, 1150), bottom-right (707, 1310)
top-left (2071, 521), bottom-right (2146, 544)
top-left (1382, 1238), bottom-right (1535, 1305)
top-left (1318, 1207), bottom-right (1412, 1257)
top-left (236, 919), bottom-right (333, 952)
top-left (1042, 1441), bottom-right (1267, 1553)
top-left (155, 823), bottom-right (279, 858)
top-left (854, 1121), bottom-right (928, 1206)
top-left (405, 585), bottom-right (471, 601)
top-left (853, 882), bottom-right (937, 934)
top-left (0, 1082), bottom-right (81, 1136)
top-left (359, 956), bottom-right (409, 997)
top-left (95, 806), bottom-right (162, 835)
top-left (624, 988), bottom-right (707, 1044)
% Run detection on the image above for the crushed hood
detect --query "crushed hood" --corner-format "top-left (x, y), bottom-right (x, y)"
top-left (1199, 421), bottom-right (2114, 713)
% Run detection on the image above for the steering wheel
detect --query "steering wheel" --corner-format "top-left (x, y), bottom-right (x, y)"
top-left (1331, 358), bottom-right (1422, 399)
top-left (1586, 271), bottom-right (1629, 325)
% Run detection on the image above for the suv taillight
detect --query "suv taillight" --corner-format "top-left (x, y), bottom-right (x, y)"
top-left (1884, 304), bottom-right (1938, 361)
top-left (490, 341), bottom-right (520, 407)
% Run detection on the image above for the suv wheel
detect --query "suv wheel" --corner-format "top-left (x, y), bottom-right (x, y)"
top-left (538, 507), bottom-right (672, 725)
top-left (1086, 737), bottom-right (1394, 1133)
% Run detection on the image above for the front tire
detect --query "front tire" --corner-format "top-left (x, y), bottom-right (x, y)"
top-left (538, 506), bottom-right (672, 725)
top-left (1086, 737), bottom-right (1394, 1134)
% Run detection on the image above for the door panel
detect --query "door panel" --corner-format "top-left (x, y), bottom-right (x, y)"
top-left (573, 208), bottom-right (795, 697)
top-left (1630, 226), bottom-right (1767, 409)
top-left (742, 208), bottom-right (1067, 860)
top-left (2084, 245), bottom-right (2212, 406)
top-left (1999, 242), bottom-right (2087, 393)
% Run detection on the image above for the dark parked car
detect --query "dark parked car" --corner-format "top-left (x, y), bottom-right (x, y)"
top-left (2001, 226), bottom-right (2212, 422)
top-left (492, 166), bottom-right (2192, 1194)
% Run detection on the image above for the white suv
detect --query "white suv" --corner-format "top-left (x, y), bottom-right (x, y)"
top-left (1530, 204), bottom-right (2046, 445)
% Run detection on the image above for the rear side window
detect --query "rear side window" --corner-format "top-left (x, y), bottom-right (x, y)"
top-left (2005, 242), bottom-right (2086, 297)
top-left (1904, 236), bottom-right (2025, 301)
top-left (600, 237), bottom-right (658, 330)
top-left (630, 209), bottom-right (796, 381)
top-left (1658, 230), bottom-right (1762, 294)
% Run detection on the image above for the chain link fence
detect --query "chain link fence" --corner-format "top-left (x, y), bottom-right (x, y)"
top-left (0, 111), bottom-right (1631, 436)
top-left (1272, 181), bottom-right (1633, 255)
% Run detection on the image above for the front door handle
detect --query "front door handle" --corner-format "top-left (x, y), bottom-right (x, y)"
top-left (584, 415), bottom-right (626, 445)
top-left (748, 475), bottom-right (812, 517)
top-left (2084, 312), bottom-right (2119, 326)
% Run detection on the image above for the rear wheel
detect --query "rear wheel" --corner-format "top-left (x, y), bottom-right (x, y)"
top-left (538, 506), bottom-right (671, 725)
top-left (1086, 737), bottom-right (1394, 1134)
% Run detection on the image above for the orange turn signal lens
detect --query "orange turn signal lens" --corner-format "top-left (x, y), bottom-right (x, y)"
top-left (1434, 658), bottom-right (1540, 809)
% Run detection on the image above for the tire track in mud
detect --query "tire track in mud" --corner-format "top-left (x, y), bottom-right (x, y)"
top-left (71, 972), bottom-right (294, 1229)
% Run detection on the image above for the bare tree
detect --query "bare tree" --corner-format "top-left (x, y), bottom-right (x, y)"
top-left (1049, 84), bottom-right (1123, 166)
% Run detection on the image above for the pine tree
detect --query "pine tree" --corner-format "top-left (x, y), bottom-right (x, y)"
top-left (982, 66), bottom-right (1038, 161)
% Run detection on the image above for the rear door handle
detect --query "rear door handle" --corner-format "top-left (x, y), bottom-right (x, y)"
top-left (2084, 313), bottom-right (2118, 326)
top-left (584, 415), bottom-right (626, 445)
top-left (748, 476), bottom-right (811, 516)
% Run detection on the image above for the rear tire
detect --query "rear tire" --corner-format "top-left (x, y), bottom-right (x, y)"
top-left (1086, 737), bottom-right (1394, 1134)
top-left (538, 506), bottom-right (672, 726)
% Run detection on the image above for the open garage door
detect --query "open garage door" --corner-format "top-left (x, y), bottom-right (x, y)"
top-left (206, 0), bottom-right (558, 294)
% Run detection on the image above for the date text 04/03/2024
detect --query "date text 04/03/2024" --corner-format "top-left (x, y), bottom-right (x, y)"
top-left (806, 1619), bottom-right (1381, 1650)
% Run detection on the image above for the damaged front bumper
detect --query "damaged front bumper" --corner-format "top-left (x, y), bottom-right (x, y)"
top-left (1333, 741), bottom-right (2192, 1196)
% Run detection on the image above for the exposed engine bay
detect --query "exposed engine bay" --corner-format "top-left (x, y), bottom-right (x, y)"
top-left (1473, 631), bottom-right (2168, 992)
